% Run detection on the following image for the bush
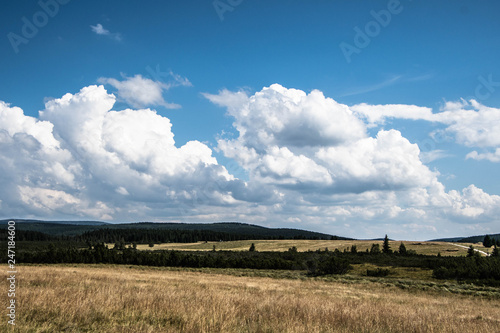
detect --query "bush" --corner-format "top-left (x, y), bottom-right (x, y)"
top-left (249, 243), bottom-right (256, 252)
top-left (370, 244), bottom-right (381, 254)
top-left (366, 268), bottom-right (390, 277)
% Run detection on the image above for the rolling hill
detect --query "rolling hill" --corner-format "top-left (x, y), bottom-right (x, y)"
top-left (0, 219), bottom-right (348, 240)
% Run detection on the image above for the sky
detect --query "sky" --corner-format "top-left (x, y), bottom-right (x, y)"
top-left (1, 0), bottom-right (500, 240)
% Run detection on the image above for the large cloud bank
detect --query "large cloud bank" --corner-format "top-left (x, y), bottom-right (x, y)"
top-left (1, 83), bottom-right (499, 238)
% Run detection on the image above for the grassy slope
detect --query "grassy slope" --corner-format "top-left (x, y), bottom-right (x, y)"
top-left (136, 239), bottom-right (492, 256)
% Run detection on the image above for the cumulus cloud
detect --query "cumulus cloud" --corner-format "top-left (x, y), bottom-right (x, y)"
top-left (466, 148), bottom-right (500, 162)
top-left (205, 84), bottom-right (500, 238)
top-left (98, 74), bottom-right (184, 109)
top-left (208, 84), bottom-right (434, 193)
top-left (1, 83), bottom-right (500, 240)
top-left (0, 85), bottom-right (270, 221)
top-left (205, 84), bottom-right (366, 149)
top-left (433, 99), bottom-right (500, 148)
top-left (90, 23), bottom-right (122, 41)
top-left (349, 98), bottom-right (500, 162)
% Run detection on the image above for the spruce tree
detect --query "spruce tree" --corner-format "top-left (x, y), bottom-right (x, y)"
top-left (399, 242), bottom-right (407, 255)
top-left (483, 235), bottom-right (492, 248)
top-left (382, 235), bottom-right (392, 254)
top-left (492, 245), bottom-right (499, 257)
top-left (249, 243), bottom-right (256, 252)
top-left (467, 245), bottom-right (475, 257)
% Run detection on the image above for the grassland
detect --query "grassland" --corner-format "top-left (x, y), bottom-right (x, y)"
top-left (4, 264), bottom-right (500, 333)
top-left (135, 239), bottom-right (491, 256)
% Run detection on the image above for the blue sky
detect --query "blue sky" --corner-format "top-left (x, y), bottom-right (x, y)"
top-left (1, 0), bottom-right (499, 239)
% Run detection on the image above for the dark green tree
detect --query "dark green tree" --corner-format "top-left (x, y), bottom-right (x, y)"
top-left (398, 242), bottom-right (407, 255)
top-left (249, 243), bottom-right (256, 252)
top-left (492, 244), bottom-right (499, 257)
top-left (466, 245), bottom-right (476, 257)
top-left (382, 235), bottom-right (392, 254)
top-left (483, 235), bottom-right (493, 248)
top-left (308, 255), bottom-right (352, 276)
top-left (350, 245), bottom-right (357, 253)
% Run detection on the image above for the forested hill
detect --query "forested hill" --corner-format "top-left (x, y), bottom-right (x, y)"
top-left (0, 220), bottom-right (347, 241)
top-left (431, 234), bottom-right (500, 243)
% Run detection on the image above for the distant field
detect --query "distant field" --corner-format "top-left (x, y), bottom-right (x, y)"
top-left (8, 264), bottom-right (500, 332)
top-left (134, 239), bottom-right (491, 256)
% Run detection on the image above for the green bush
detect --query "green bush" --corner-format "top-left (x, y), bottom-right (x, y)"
top-left (366, 268), bottom-right (390, 277)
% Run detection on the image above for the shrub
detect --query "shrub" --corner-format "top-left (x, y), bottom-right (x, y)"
top-left (370, 244), bottom-right (381, 254)
top-left (366, 268), bottom-right (390, 277)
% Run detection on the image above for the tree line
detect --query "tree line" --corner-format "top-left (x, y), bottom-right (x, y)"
top-left (0, 227), bottom-right (335, 244)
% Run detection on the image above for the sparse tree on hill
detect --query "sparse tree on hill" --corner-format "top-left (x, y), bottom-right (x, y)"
top-left (483, 235), bottom-right (493, 248)
top-left (467, 245), bottom-right (476, 257)
top-left (398, 242), bottom-right (407, 255)
top-left (492, 245), bottom-right (499, 257)
top-left (382, 235), bottom-right (392, 254)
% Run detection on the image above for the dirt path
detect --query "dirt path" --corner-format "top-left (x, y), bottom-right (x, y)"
top-left (451, 243), bottom-right (490, 256)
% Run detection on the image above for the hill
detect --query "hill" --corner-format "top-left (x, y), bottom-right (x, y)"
top-left (0, 219), bottom-right (347, 240)
top-left (430, 233), bottom-right (500, 243)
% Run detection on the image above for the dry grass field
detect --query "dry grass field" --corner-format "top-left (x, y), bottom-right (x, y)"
top-left (135, 239), bottom-right (490, 256)
top-left (3, 264), bottom-right (500, 332)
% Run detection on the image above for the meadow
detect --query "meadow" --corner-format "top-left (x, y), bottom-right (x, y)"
top-left (4, 264), bottom-right (500, 333)
top-left (135, 239), bottom-right (490, 257)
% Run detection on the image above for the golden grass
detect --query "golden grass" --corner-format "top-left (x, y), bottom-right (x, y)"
top-left (134, 239), bottom-right (489, 256)
top-left (3, 264), bottom-right (500, 332)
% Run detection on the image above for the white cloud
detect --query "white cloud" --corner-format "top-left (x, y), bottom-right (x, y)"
top-left (90, 23), bottom-right (122, 41)
top-left (0, 84), bottom-right (272, 222)
top-left (466, 148), bottom-right (500, 162)
top-left (433, 99), bottom-right (500, 148)
top-left (205, 84), bottom-right (500, 239)
top-left (205, 84), bottom-right (366, 149)
top-left (209, 85), bottom-right (434, 193)
top-left (419, 150), bottom-right (451, 163)
top-left (316, 130), bottom-right (436, 192)
top-left (351, 103), bottom-right (434, 125)
top-left (349, 99), bottom-right (500, 162)
top-left (1, 83), bottom-right (500, 240)
top-left (98, 74), bottom-right (186, 109)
